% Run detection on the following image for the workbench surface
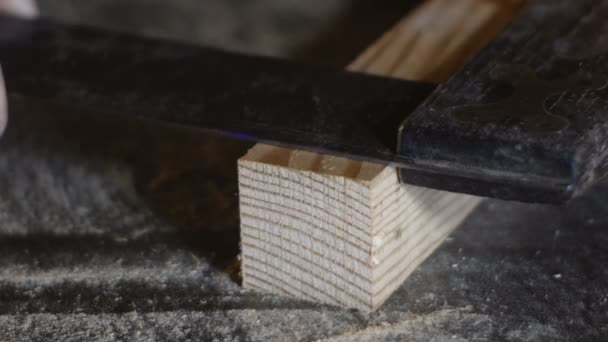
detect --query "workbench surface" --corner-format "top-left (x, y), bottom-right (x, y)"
top-left (0, 1), bottom-right (606, 340)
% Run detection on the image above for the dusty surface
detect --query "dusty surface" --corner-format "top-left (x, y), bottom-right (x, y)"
top-left (0, 1), bottom-right (607, 341)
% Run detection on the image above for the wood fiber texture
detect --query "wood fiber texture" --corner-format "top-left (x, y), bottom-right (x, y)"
top-left (238, 0), bottom-right (523, 311)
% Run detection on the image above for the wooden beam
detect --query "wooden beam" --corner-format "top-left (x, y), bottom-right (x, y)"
top-left (238, 0), bottom-right (524, 311)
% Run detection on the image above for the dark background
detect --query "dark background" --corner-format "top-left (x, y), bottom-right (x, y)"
top-left (0, 1), bottom-right (606, 340)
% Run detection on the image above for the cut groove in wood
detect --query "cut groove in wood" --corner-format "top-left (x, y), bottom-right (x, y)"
top-left (238, 0), bottom-right (524, 311)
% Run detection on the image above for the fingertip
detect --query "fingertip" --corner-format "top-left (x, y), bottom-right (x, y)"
top-left (0, 67), bottom-right (6, 137)
top-left (0, 0), bottom-right (38, 18)
top-left (0, 0), bottom-right (39, 137)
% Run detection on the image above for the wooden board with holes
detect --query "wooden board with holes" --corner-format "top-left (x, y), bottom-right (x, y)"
top-left (237, 0), bottom-right (524, 311)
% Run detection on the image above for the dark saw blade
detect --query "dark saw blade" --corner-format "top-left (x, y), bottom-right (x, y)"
top-left (0, 14), bottom-right (434, 166)
top-left (1, 1), bottom-right (608, 204)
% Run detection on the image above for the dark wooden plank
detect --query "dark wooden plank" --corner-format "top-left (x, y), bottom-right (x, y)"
top-left (399, 0), bottom-right (608, 202)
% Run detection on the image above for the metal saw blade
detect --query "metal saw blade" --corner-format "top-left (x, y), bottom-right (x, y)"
top-left (0, 14), bottom-right (434, 165)
top-left (2, 4), bottom-right (608, 204)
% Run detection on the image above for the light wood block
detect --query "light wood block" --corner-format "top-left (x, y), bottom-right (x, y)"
top-left (238, 0), bottom-right (524, 311)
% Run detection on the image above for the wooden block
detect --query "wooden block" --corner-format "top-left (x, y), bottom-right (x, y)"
top-left (238, 0), bottom-right (524, 311)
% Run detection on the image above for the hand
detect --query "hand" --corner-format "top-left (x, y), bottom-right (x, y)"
top-left (0, 0), bottom-right (38, 136)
